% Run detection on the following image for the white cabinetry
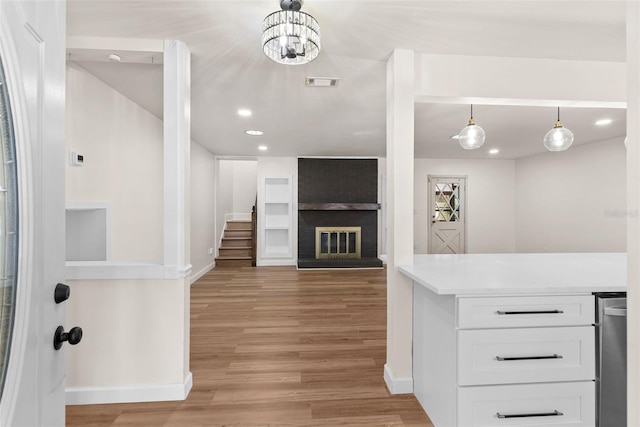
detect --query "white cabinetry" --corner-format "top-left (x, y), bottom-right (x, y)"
top-left (413, 287), bottom-right (596, 427)
top-left (262, 176), bottom-right (292, 258)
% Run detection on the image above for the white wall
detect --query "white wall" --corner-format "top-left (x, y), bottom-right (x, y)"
top-left (215, 159), bottom-right (234, 250)
top-left (190, 142), bottom-right (216, 281)
top-left (256, 157), bottom-right (297, 265)
top-left (232, 160), bottom-right (258, 213)
top-left (65, 62), bottom-right (190, 403)
top-left (515, 137), bottom-right (627, 253)
top-left (414, 158), bottom-right (517, 254)
top-left (66, 62), bottom-right (163, 263)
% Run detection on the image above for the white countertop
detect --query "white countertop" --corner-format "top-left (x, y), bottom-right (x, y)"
top-left (398, 253), bottom-right (626, 295)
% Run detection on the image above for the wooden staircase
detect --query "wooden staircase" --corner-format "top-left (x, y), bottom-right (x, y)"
top-left (216, 220), bottom-right (254, 267)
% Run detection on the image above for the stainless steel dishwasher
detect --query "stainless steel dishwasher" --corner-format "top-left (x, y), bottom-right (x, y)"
top-left (595, 292), bottom-right (627, 427)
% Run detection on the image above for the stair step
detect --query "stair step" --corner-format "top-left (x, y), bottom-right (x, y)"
top-left (219, 245), bottom-right (251, 250)
top-left (216, 256), bottom-right (252, 260)
top-left (215, 258), bottom-right (252, 268)
top-left (221, 240), bottom-right (252, 248)
top-left (224, 230), bottom-right (252, 238)
top-left (226, 221), bottom-right (253, 230)
top-left (219, 248), bottom-right (252, 257)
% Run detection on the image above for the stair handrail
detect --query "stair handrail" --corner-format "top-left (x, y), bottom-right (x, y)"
top-left (251, 196), bottom-right (257, 266)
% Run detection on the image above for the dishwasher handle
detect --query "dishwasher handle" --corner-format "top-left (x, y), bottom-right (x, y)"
top-left (604, 307), bottom-right (627, 317)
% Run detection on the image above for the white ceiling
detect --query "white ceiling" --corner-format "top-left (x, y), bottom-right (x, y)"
top-left (66, 1), bottom-right (627, 159)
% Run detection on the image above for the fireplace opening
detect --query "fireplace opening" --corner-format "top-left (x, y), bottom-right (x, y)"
top-left (315, 227), bottom-right (361, 259)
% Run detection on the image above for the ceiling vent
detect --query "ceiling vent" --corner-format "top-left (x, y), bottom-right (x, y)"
top-left (305, 77), bottom-right (339, 87)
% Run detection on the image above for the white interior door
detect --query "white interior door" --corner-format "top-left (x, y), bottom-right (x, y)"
top-left (0, 2), bottom-right (67, 426)
top-left (428, 176), bottom-right (467, 254)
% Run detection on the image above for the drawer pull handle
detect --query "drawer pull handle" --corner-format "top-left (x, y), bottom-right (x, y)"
top-left (495, 354), bottom-right (563, 361)
top-left (497, 410), bottom-right (563, 419)
top-left (496, 309), bottom-right (564, 315)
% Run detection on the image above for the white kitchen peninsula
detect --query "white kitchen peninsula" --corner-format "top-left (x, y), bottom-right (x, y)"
top-left (399, 253), bottom-right (626, 427)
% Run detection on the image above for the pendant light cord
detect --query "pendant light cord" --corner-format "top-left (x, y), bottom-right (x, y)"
top-left (557, 106), bottom-right (560, 122)
top-left (470, 104), bottom-right (474, 120)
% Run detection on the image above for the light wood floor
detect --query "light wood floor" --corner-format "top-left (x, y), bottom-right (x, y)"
top-left (66, 266), bottom-right (433, 426)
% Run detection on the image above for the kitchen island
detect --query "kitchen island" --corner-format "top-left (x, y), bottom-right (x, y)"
top-left (398, 253), bottom-right (626, 427)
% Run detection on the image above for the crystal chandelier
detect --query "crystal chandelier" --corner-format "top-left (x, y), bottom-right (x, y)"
top-left (543, 107), bottom-right (574, 152)
top-left (262, 0), bottom-right (321, 65)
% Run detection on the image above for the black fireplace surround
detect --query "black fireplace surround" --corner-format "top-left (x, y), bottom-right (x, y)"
top-left (297, 158), bottom-right (383, 268)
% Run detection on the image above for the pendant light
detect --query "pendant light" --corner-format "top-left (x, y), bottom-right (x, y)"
top-left (458, 105), bottom-right (486, 150)
top-left (262, 0), bottom-right (321, 65)
top-left (543, 107), bottom-right (574, 152)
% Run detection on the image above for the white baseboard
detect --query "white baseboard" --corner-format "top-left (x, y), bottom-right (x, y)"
top-left (190, 262), bottom-right (215, 284)
top-left (256, 259), bottom-right (297, 266)
top-left (66, 372), bottom-right (193, 405)
top-left (384, 364), bottom-right (413, 394)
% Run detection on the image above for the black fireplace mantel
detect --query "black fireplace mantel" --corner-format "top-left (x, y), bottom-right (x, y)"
top-left (298, 203), bottom-right (381, 211)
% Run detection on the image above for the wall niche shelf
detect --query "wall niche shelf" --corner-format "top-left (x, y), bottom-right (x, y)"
top-left (65, 203), bottom-right (109, 262)
top-left (262, 176), bottom-right (292, 258)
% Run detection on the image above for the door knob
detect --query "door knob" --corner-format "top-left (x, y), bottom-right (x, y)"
top-left (53, 326), bottom-right (83, 350)
top-left (54, 283), bottom-right (70, 304)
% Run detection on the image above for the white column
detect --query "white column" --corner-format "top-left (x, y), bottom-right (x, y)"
top-left (163, 40), bottom-right (191, 279)
top-left (385, 49), bottom-right (415, 394)
top-left (627, 4), bottom-right (640, 425)
top-left (163, 39), bottom-right (192, 383)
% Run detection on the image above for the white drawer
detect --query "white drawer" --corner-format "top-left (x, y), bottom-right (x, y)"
top-left (458, 326), bottom-right (594, 386)
top-left (458, 295), bottom-right (594, 329)
top-left (457, 381), bottom-right (595, 427)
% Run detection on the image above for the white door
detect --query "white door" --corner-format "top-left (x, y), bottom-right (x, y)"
top-left (428, 176), bottom-right (466, 254)
top-left (0, 2), bottom-right (67, 426)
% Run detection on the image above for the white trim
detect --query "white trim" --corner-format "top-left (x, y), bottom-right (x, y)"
top-left (177, 264), bottom-right (192, 277)
top-left (66, 36), bottom-right (164, 53)
top-left (65, 262), bottom-right (193, 280)
top-left (190, 262), bottom-right (214, 284)
top-left (65, 261), bottom-right (164, 280)
top-left (65, 201), bottom-right (111, 210)
top-left (384, 364), bottom-right (413, 394)
top-left (65, 372), bottom-right (193, 405)
top-left (0, 4), bottom-right (37, 423)
top-left (256, 259), bottom-right (297, 267)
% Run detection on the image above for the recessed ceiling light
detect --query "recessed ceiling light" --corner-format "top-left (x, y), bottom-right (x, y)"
top-left (595, 118), bottom-right (613, 126)
top-left (258, 145), bottom-right (268, 151)
top-left (238, 109), bottom-right (252, 117)
top-left (450, 134), bottom-right (460, 140)
top-left (489, 148), bottom-right (500, 155)
top-left (245, 130), bottom-right (264, 136)
top-left (108, 53), bottom-right (121, 62)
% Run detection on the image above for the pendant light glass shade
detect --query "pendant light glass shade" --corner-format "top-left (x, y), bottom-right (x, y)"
top-left (458, 105), bottom-right (486, 150)
top-left (543, 107), bottom-right (574, 152)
